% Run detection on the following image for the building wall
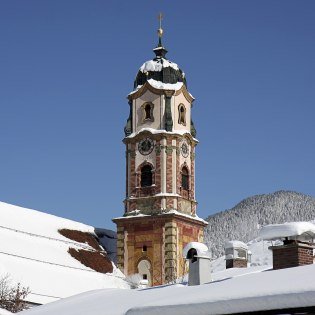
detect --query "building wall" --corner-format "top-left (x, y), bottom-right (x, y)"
top-left (115, 216), bottom-right (205, 286)
top-left (134, 90), bottom-right (163, 132)
top-left (117, 81), bottom-right (203, 286)
top-left (271, 243), bottom-right (314, 270)
top-left (124, 133), bottom-right (196, 215)
top-left (133, 90), bottom-right (192, 134)
top-left (173, 92), bottom-right (191, 132)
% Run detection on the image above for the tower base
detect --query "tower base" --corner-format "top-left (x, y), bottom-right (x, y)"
top-left (113, 212), bottom-right (207, 286)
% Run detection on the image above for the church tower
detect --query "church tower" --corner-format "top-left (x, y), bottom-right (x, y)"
top-left (113, 19), bottom-right (207, 286)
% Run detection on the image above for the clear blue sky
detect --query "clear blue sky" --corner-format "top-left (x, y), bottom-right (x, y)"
top-left (0, 0), bottom-right (314, 229)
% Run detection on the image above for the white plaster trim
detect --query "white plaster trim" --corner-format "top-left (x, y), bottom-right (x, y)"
top-left (161, 138), bottom-right (167, 194)
top-left (172, 139), bottom-right (176, 195)
top-left (127, 143), bottom-right (131, 197)
top-left (126, 128), bottom-right (198, 143)
top-left (155, 193), bottom-right (181, 197)
top-left (113, 209), bottom-right (208, 224)
top-left (133, 99), bottom-right (136, 134)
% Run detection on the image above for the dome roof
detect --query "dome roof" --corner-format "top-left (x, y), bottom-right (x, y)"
top-left (134, 42), bottom-right (187, 90)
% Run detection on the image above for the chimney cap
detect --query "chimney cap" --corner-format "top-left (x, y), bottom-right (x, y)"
top-left (225, 240), bottom-right (248, 250)
top-left (259, 222), bottom-right (315, 241)
top-left (183, 242), bottom-right (209, 259)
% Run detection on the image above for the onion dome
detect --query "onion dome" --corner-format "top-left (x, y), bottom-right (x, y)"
top-left (133, 27), bottom-right (187, 89)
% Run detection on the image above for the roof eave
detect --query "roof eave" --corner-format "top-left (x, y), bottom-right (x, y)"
top-left (127, 81), bottom-right (195, 104)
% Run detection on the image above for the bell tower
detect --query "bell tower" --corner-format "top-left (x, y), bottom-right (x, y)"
top-left (113, 17), bottom-right (207, 286)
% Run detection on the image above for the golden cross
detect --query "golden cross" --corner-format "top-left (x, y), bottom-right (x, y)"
top-left (158, 12), bottom-right (163, 29)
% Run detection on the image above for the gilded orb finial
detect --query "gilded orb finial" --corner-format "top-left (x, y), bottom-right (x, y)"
top-left (157, 12), bottom-right (163, 38)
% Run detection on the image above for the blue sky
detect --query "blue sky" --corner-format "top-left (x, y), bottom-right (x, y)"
top-left (0, 0), bottom-right (314, 229)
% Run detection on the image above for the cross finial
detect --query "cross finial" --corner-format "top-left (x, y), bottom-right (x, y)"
top-left (158, 12), bottom-right (163, 30)
top-left (154, 12), bottom-right (167, 57)
top-left (157, 12), bottom-right (164, 39)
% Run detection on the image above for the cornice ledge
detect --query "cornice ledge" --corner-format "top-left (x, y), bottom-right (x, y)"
top-left (127, 81), bottom-right (194, 104)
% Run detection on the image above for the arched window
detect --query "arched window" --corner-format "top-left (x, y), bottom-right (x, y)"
top-left (178, 104), bottom-right (186, 126)
top-left (144, 104), bottom-right (151, 119)
top-left (181, 166), bottom-right (189, 190)
top-left (142, 103), bottom-right (154, 122)
top-left (141, 164), bottom-right (152, 187)
top-left (138, 259), bottom-right (151, 285)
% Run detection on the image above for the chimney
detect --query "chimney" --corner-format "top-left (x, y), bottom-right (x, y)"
top-left (259, 222), bottom-right (315, 270)
top-left (183, 242), bottom-right (211, 286)
top-left (224, 241), bottom-right (249, 269)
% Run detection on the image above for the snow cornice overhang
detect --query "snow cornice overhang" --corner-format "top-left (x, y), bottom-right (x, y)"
top-left (127, 80), bottom-right (195, 104)
top-left (123, 128), bottom-right (199, 144)
top-left (112, 211), bottom-right (208, 227)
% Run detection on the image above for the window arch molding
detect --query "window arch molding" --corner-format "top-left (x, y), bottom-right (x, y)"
top-left (137, 162), bottom-right (155, 187)
top-left (178, 104), bottom-right (186, 126)
top-left (136, 257), bottom-right (152, 286)
top-left (141, 102), bottom-right (154, 123)
top-left (180, 163), bottom-right (190, 191)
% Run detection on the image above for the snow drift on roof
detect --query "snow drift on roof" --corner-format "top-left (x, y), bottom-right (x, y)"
top-left (21, 263), bottom-right (315, 315)
top-left (113, 209), bottom-right (207, 225)
top-left (0, 201), bottom-right (128, 305)
top-left (225, 240), bottom-right (248, 249)
top-left (139, 59), bottom-right (179, 73)
top-left (146, 78), bottom-right (183, 90)
top-left (126, 127), bottom-right (197, 141)
top-left (182, 242), bottom-right (209, 258)
top-left (259, 222), bottom-right (315, 240)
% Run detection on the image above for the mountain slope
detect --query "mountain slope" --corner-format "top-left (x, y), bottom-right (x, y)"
top-left (204, 190), bottom-right (315, 258)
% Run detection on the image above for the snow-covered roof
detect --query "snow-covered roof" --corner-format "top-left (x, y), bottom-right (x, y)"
top-left (113, 209), bottom-right (208, 225)
top-left (21, 263), bottom-right (315, 315)
top-left (259, 222), bottom-right (315, 240)
top-left (183, 242), bottom-right (209, 258)
top-left (128, 79), bottom-right (184, 96)
top-left (146, 78), bottom-right (183, 90)
top-left (139, 59), bottom-right (179, 73)
top-left (128, 78), bottom-right (194, 103)
top-left (224, 240), bottom-right (248, 250)
top-left (0, 201), bottom-right (128, 305)
top-left (166, 210), bottom-right (208, 224)
top-left (125, 127), bottom-right (198, 142)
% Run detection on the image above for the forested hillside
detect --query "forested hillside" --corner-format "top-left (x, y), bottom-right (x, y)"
top-left (204, 191), bottom-right (315, 258)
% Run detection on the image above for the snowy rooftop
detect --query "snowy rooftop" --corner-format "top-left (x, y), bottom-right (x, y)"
top-left (21, 263), bottom-right (315, 315)
top-left (182, 242), bottom-right (209, 258)
top-left (139, 59), bottom-right (179, 73)
top-left (0, 201), bottom-right (128, 305)
top-left (125, 127), bottom-right (198, 142)
top-left (129, 79), bottom-right (185, 97)
top-left (146, 78), bottom-right (183, 90)
top-left (224, 240), bottom-right (248, 249)
top-left (259, 222), bottom-right (315, 240)
top-left (113, 209), bottom-right (208, 225)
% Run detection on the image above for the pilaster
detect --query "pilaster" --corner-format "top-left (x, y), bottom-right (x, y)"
top-left (164, 221), bottom-right (178, 283)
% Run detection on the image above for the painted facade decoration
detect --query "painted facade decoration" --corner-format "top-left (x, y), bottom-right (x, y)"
top-left (113, 23), bottom-right (207, 286)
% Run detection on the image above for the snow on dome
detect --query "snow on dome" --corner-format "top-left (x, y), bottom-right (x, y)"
top-left (146, 78), bottom-right (183, 90)
top-left (183, 242), bottom-right (209, 258)
top-left (139, 58), bottom-right (179, 73)
top-left (259, 222), bottom-right (315, 240)
top-left (225, 240), bottom-right (248, 249)
top-left (134, 55), bottom-right (186, 90)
